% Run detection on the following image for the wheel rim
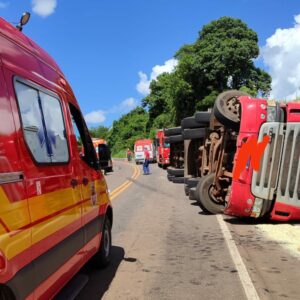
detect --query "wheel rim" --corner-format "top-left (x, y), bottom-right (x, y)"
top-left (208, 183), bottom-right (224, 206)
top-left (103, 224), bottom-right (110, 257)
top-left (223, 96), bottom-right (240, 122)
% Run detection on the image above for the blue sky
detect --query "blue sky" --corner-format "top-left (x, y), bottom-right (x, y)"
top-left (1, 0), bottom-right (300, 127)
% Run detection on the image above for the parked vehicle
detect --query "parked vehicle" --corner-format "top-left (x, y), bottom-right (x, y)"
top-left (0, 16), bottom-right (113, 299)
top-left (225, 100), bottom-right (300, 221)
top-left (164, 127), bottom-right (185, 183)
top-left (134, 139), bottom-right (156, 164)
top-left (195, 90), bottom-right (250, 214)
top-left (156, 130), bottom-right (170, 168)
top-left (181, 113), bottom-right (210, 199)
top-left (92, 138), bottom-right (113, 173)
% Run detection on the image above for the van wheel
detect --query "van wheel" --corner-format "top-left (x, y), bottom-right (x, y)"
top-left (94, 217), bottom-right (112, 268)
top-left (196, 173), bottom-right (224, 214)
top-left (0, 285), bottom-right (15, 300)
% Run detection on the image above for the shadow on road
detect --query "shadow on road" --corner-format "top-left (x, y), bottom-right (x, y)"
top-left (77, 246), bottom-right (125, 299)
top-left (224, 216), bottom-right (300, 226)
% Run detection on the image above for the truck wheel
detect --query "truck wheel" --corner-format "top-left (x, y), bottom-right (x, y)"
top-left (194, 112), bottom-right (211, 123)
top-left (184, 184), bottom-right (190, 196)
top-left (196, 173), bottom-right (224, 214)
top-left (94, 217), bottom-right (112, 268)
top-left (213, 90), bottom-right (249, 130)
top-left (0, 285), bottom-right (15, 300)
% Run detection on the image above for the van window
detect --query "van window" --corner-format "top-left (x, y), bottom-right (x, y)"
top-left (69, 103), bottom-right (98, 170)
top-left (15, 81), bottom-right (69, 164)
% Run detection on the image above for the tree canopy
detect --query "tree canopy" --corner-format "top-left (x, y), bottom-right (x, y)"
top-left (89, 17), bottom-right (272, 156)
top-left (106, 107), bottom-right (149, 154)
top-left (89, 125), bottom-right (109, 140)
top-left (143, 16), bottom-right (271, 128)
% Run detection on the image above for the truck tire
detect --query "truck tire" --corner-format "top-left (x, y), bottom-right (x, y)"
top-left (184, 184), bottom-right (190, 196)
top-left (167, 174), bottom-right (175, 182)
top-left (0, 285), bottom-right (15, 300)
top-left (186, 177), bottom-right (200, 188)
top-left (164, 127), bottom-right (182, 137)
top-left (189, 187), bottom-right (197, 200)
top-left (183, 128), bottom-right (206, 140)
top-left (181, 117), bottom-right (208, 129)
top-left (93, 217), bottom-right (112, 268)
top-left (213, 90), bottom-right (249, 130)
top-left (194, 112), bottom-right (211, 123)
top-left (167, 167), bottom-right (184, 177)
top-left (196, 173), bottom-right (224, 214)
top-left (168, 135), bottom-right (183, 143)
top-left (172, 176), bottom-right (185, 184)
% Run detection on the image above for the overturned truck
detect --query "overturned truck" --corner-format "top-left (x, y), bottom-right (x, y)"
top-left (196, 91), bottom-right (300, 221)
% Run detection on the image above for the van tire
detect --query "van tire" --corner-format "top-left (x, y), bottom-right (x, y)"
top-left (94, 217), bottom-right (112, 268)
top-left (0, 285), bottom-right (15, 300)
top-left (196, 173), bottom-right (224, 214)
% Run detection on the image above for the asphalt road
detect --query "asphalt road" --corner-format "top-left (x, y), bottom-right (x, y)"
top-left (76, 160), bottom-right (300, 300)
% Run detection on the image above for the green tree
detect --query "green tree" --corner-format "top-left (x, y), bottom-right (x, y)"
top-left (142, 16), bottom-right (271, 129)
top-left (89, 125), bottom-right (109, 139)
top-left (106, 107), bottom-right (149, 154)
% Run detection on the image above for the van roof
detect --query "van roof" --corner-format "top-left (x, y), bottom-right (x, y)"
top-left (0, 17), bottom-right (64, 77)
top-left (134, 139), bottom-right (152, 144)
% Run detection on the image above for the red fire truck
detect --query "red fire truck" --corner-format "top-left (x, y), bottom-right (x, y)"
top-left (156, 130), bottom-right (170, 168)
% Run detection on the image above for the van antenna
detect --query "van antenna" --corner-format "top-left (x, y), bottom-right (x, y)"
top-left (16, 12), bottom-right (31, 32)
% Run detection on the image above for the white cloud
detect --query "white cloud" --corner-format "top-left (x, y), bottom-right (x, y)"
top-left (120, 97), bottom-right (137, 110)
top-left (261, 14), bottom-right (300, 100)
top-left (31, 0), bottom-right (57, 17)
top-left (84, 110), bottom-right (106, 124)
top-left (0, 2), bottom-right (9, 9)
top-left (136, 58), bottom-right (178, 96)
top-left (84, 97), bottom-right (137, 124)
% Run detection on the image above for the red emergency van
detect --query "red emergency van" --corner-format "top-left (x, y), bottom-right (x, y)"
top-left (134, 139), bottom-right (155, 164)
top-left (0, 15), bottom-right (112, 299)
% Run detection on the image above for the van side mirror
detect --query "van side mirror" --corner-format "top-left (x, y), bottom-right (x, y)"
top-left (16, 12), bottom-right (31, 31)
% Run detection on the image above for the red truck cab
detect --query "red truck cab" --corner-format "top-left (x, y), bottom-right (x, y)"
top-left (225, 98), bottom-right (300, 221)
top-left (156, 130), bottom-right (170, 168)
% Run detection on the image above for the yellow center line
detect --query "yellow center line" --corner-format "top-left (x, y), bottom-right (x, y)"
top-left (110, 163), bottom-right (141, 200)
top-left (110, 164), bottom-right (138, 197)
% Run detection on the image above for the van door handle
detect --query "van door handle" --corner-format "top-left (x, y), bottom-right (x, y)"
top-left (70, 179), bottom-right (78, 188)
top-left (82, 177), bottom-right (89, 186)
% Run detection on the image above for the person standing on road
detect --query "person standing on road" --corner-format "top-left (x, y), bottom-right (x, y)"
top-left (143, 147), bottom-right (150, 175)
top-left (127, 148), bottom-right (132, 162)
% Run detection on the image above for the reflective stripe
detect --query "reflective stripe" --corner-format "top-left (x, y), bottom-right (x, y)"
top-left (6, 215), bottom-right (104, 299)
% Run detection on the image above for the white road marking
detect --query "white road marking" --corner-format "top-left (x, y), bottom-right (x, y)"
top-left (217, 215), bottom-right (260, 300)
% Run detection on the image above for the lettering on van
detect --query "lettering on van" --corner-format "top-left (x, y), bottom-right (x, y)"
top-left (233, 135), bottom-right (270, 180)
